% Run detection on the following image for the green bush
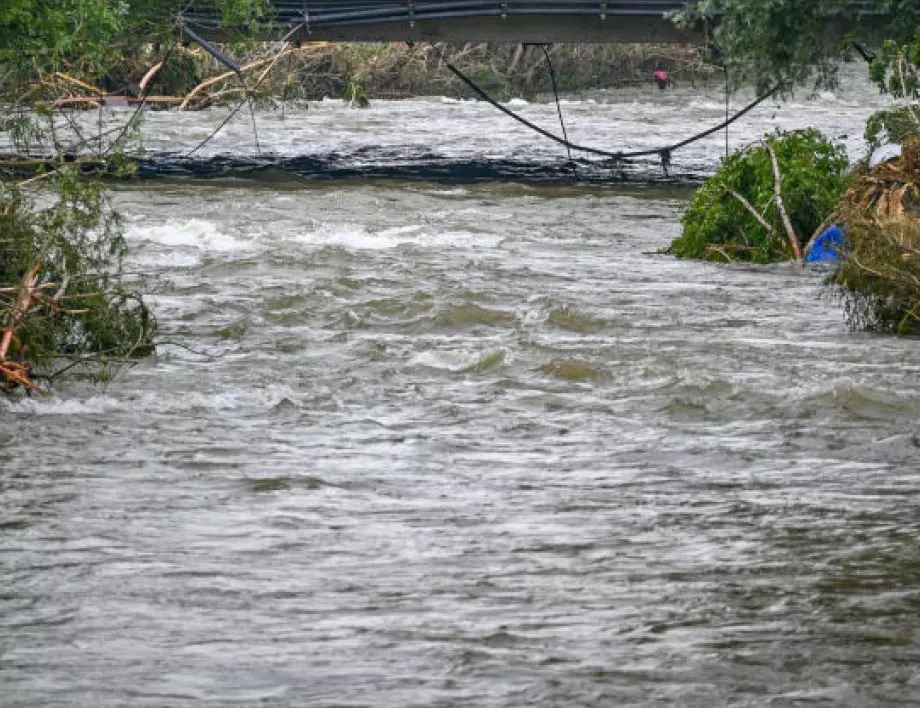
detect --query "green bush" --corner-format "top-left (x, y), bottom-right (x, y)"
top-left (668, 129), bottom-right (850, 263)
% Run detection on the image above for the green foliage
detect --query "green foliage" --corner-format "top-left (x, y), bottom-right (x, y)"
top-left (0, 175), bottom-right (155, 379)
top-left (865, 107), bottom-right (920, 149)
top-left (868, 36), bottom-right (920, 97)
top-left (0, 0), bottom-right (128, 70)
top-left (0, 0), bottom-right (267, 390)
top-left (0, 0), bottom-right (269, 88)
top-left (677, 0), bottom-right (848, 91)
top-left (863, 35), bottom-right (920, 148)
top-left (459, 64), bottom-right (515, 101)
top-left (669, 129), bottom-right (850, 262)
top-left (342, 76), bottom-right (370, 108)
top-left (677, 0), bottom-right (919, 92)
top-left (156, 53), bottom-right (204, 96)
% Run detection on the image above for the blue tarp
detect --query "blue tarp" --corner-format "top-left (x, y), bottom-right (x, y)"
top-left (806, 225), bottom-right (846, 264)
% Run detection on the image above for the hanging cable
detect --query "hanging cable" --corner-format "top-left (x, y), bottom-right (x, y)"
top-left (182, 23), bottom-right (306, 157)
top-left (724, 68), bottom-right (730, 159)
top-left (433, 43), bottom-right (779, 170)
top-left (247, 98), bottom-right (262, 154)
top-left (186, 98), bottom-right (251, 157)
top-left (540, 45), bottom-right (573, 166)
top-left (181, 24), bottom-right (243, 77)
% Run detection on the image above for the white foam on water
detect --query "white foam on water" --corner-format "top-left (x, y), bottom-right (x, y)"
top-left (427, 187), bottom-right (469, 197)
top-left (2, 395), bottom-right (123, 416)
top-left (129, 249), bottom-right (203, 269)
top-left (293, 223), bottom-right (504, 251)
top-left (127, 219), bottom-right (249, 253)
top-left (291, 223), bottom-right (397, 250)
top-left (0, 380), bottom-right (309, 417)
top-left (177, 387), bottom-right (290, 412)
top-left (378, 225), bottom-right (424, 239)
top-left (410, 349), bottom-right (486, 372)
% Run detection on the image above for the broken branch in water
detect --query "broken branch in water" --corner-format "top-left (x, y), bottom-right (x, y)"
top-left (724, 187), bottom-right (775, 235)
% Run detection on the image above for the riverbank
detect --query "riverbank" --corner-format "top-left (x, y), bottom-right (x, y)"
top-left (41, 42), bottom-right (720, 110)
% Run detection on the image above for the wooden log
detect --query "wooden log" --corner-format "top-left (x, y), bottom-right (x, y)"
top-left (0, 263), bottom-right (41, 361)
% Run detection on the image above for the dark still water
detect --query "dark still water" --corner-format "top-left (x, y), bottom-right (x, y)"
top-left (2, 71), bottom-right (920, 707)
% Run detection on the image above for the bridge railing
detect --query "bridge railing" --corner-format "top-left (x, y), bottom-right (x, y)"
top-left (180, 1), bottom-right (882, 44)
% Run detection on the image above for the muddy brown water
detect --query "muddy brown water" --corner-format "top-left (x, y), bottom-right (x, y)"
top-left (3, 70), bottom-right (920, 707)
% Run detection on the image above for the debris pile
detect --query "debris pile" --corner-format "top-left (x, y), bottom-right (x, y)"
top-left (834, 141), bottom-right (920, 333)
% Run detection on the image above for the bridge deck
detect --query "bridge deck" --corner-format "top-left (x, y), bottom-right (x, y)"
top-left (185, 1), bottom-right (697, 43)
top-left (183, 1), bottom-right (877, 44)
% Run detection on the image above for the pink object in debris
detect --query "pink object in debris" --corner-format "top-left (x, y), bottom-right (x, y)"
top-left (652, 70), bottom-right (672, 88)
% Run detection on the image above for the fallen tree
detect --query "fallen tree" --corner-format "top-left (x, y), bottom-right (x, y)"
top-left (0, 0), bottom-right (269, 394)
top-left (0, 175), bottom-right (155, 393)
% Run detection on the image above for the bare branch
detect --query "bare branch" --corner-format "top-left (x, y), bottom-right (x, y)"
top-left (765, 140), bottom-right (803, 262)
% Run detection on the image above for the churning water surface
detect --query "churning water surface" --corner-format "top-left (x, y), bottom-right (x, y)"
top-left (2, 69), bottom-right (920, 707)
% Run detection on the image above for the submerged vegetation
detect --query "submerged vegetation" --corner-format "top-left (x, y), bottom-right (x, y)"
top-left (834, 29), bottom-right (920, 332)
top-left (667, 126), bottom-right (920, 334)
top-left (668, 130), bottom-right (850, 263)
top-left (2, 41), bottom-right (718, 112)
top-left (0, 175), bottom-right (155, 392)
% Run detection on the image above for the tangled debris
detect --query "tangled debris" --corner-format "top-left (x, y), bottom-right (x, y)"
top-left (834, 141), bottom-right (920, 334)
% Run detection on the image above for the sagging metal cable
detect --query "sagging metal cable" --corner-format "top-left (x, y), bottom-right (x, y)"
top-left (182, 24), bottom-right (243, 76)
top-left (433, 42), bottom-right (779, 171)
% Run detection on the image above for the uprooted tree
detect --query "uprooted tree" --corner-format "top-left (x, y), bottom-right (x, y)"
top-left (0, 173), bottom-right (155, 393)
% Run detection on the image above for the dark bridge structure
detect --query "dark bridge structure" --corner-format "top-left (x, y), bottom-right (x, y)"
top-left (184, 1), bottom-right (880, 45)
top-left (172, 0), bottom-right (887, 183)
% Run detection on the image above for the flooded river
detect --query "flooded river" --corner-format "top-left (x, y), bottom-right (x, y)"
top-left (3, 70), bottom-right (920, 706)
